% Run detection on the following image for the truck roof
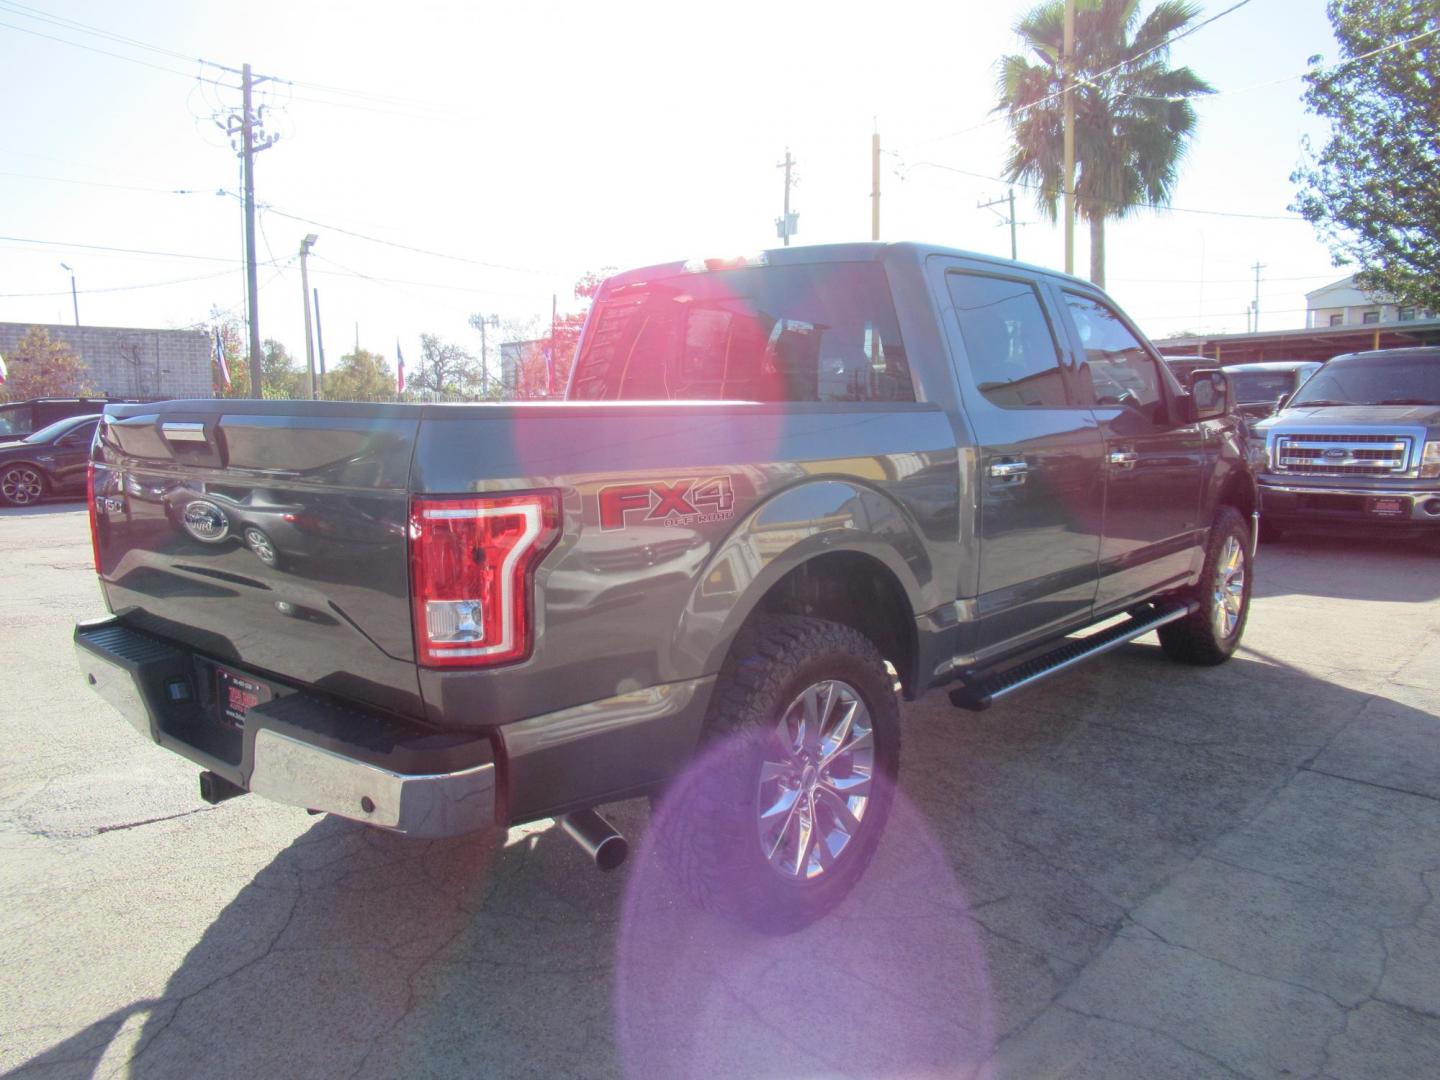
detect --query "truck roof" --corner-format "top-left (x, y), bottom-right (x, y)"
top-left (602, 241), bottom-right (1096, 291)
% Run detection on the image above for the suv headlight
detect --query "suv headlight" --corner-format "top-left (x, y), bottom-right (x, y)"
top-left (1246, 440), bottom-right (1269, 470)
top-left (1422, 440), bottom-right (1440, 479)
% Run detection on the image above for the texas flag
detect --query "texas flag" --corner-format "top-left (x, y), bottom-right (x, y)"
top-left (396, 341), bottom-right (406, 394)
top-left (212, 329), bottom-right (231, 389)
top-left (0, 351), bottom-right (7, 385)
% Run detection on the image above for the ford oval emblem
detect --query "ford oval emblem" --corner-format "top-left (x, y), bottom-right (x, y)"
top-left (182, 499), bottom-right (230, 543)
top-left (1323, 447), bottom-right (1347, 461)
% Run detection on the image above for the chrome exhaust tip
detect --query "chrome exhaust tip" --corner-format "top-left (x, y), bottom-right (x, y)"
top-left (559, 808), bottom-right (628, 872)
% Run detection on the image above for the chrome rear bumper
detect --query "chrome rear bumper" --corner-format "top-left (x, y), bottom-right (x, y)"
top-left (74, 618), bottom-right (497, 839)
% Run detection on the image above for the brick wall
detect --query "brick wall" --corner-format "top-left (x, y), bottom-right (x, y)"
top-left (0, 322), bottom-right (214, 399)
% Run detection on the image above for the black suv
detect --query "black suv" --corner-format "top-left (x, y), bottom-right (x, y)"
top-left (0, 397), bottom-right (150, 443)
top-left (0, 414), bottom-right (101, 507)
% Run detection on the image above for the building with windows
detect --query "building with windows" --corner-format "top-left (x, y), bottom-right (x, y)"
top-left (1304, 274), bottom-right (1430, 329)
top-left (1154, 274), bottom-right (1440, 366)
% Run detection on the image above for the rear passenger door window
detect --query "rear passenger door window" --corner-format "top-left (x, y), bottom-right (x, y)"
top-left (945, 273), bottom-right (1070, 408)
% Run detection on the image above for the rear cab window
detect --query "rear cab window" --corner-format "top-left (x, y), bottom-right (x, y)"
top-left (569, 261), bottom-right (913, 402)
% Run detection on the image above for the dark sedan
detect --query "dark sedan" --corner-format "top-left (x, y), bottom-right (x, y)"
top-left (0, 413), bottom-right (100, 507)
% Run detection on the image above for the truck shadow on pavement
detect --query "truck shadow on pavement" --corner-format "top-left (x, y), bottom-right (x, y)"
top-left (15, 647), bottom-right (1438, 1080)
top-left (1254, 532), bottom-right (1440, 603)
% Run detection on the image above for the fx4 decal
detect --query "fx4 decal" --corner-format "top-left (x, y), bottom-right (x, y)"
top-left (598, 476), bottom-right (736, 531)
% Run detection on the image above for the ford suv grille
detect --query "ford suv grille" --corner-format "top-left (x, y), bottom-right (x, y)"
top-left (1273, 433), bottom-right (1414, 477)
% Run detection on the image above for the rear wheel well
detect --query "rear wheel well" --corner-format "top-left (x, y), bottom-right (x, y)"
top-left (748, 552), bottom-right (918, 698)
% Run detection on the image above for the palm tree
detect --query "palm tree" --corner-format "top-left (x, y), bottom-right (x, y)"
top-left (997, 0), bottom-right (1213, 287)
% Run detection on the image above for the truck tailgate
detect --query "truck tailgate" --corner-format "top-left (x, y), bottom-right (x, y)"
top-left (92, 401), bottom-right (424, 718)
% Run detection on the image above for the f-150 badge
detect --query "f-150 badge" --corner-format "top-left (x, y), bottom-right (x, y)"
top-left (598, 476), bottom-right (736, 530)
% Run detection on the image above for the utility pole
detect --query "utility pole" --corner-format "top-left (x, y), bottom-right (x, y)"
top-left (299, 234), bottom-right (318, 399)
top-left (548, 294), bottom-right (558, 397)
top-left (1062, 0), bottom-right (1076, 276)
top-left (979, 190), bottom-right (1019, 261)
top-left (216, 62), bottom-right (279, 397)
top-left (473, 313), bottom-right (499, 395)
top-left (871, 130), bottom-right (881, 241)
top-left (60, 263), bottom-right (79, 325)
top-left (1009, 187), bottom-right (1018, 262)
top-left (1251, 260), bottom-right (1266, 332)
top-left (313, 288), bottom-right (326, 395)
top-left (775, 149), bottom-right (799, 246)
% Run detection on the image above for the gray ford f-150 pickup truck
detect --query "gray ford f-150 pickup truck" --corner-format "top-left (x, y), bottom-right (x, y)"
top-left (76, 242), bottom-right (1256, 931)
top-left (1250, 347), bottom-right (1440, 539)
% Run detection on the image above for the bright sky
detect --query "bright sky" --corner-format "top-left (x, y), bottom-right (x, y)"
top-left (1, 0), bottom-right (1348, 376)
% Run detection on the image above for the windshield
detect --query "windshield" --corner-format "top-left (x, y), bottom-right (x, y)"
top-left (23, 416), bottom-right (96, 444)
top-left (1229, 372), bottom-right (1298, 403)
top-left (1289, 355), bottom-right (1440, 407)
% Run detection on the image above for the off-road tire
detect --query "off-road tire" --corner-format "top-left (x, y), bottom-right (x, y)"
top-left (656, 615), bottom-right (900, 934)
top-left (1158, 505), bottom-right (1252, 665)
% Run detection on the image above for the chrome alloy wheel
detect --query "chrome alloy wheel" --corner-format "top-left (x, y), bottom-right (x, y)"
top-left (1, 466), bottom-right (44, 506)
top-left (245, 527), bottom-right (278, 567)
top-left (756, 679), bottom-right (875, 881)
top-left (1212, 535), bottom-right (1246, 640)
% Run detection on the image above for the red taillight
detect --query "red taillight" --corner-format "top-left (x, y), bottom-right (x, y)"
top-left (86, 462), bottom-right (102, 574)
top-left (409, 491), bottom-right (561, 668)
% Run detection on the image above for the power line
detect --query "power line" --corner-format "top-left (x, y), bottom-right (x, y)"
top-left (0, 18), bottom-right (195, 77)
top-left (260, 205), bottom-right (557, 276)
top-left (0, 235), bottom-right (247, 262)
top-left (0, 3), bottom-right (476, 120)
top-left (309, 255), bottom-right (555, 299)
top-left (0, 265), bottom-right (251, 299)
top-left (897, 159), bottom-right (1308, 221)
top-left (1110, 271), bottom-right (1339, 285)
top-left (0, 170), bottom-right (210, 195)
top-left (901, 0), bottom-right (1254, 152)
top-left (0, 0), bottom-right (197, 62)
top-left (1098, 23), bottom-right (1440, 105)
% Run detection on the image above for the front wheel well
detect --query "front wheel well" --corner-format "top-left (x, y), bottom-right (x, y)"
top-left (748, 552), bottom-right (918, 698)
top-left (1216, 471), bottom-right (1256, 523)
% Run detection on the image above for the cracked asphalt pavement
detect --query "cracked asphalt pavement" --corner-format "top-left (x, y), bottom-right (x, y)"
top-left (3, 503), bottom-right (1439, 1079)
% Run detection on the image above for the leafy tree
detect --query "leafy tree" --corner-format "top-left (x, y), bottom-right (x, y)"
top-left (997, 0), bottom-right (1213, 286)
top-left (505, 269), bottom-right (614, 399)
top-left (1292, 0), bottom-right (1440, 313)
top-left (410, 334), bottom-right (478, 398)
top-left (325, 348), bottom-right (396, 401)
top-left (262, 339), bottom-right (303, 399)
top-left (0, 326), bottom-right (94, 400)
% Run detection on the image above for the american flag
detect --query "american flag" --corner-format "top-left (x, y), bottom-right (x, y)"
top-left (397, 341), bottom-right (406, 393)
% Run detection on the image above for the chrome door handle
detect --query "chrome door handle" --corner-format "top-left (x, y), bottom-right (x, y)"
top-left (162, 422), bottom-right (207, 443)
top-left (1108, 450), bottom-right (1139, 469)
top-left (988, 460), bottom-right (1029, 480)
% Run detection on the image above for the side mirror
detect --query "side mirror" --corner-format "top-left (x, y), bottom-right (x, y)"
top-left (1276, 392), bottom-right (1292, 410)
top-left (1186, 368), bottom-right (1231, 421)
